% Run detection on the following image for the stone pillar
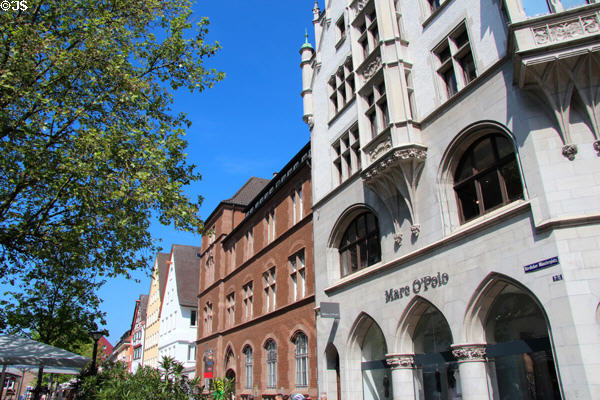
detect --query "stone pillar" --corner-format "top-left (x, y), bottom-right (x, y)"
top-left (386, 353), bottom-right (416, 400)
top-left (451, 344), bottom-right (489, 400)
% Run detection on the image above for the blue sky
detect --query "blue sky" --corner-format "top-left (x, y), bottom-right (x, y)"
top-left (100, 1), bottom-right (317, 344)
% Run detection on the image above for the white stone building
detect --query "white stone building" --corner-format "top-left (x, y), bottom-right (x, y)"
top-left (158, 244), bottom-right (201, 377)
top-left (301, 0), bottom-right (600, 399)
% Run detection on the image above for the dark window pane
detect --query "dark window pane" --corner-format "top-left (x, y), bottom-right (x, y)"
top-left (501, 160), bottom-right (523, 202)
top-left (480, 170), bottom-right (503, 210)
top-left (459, 51), bottom-right (476, 84)
top-left (454, 153), bottom-right (473, 182)
top-left (346, 222), bottom-right (356, 244)
top-left (357, 214), bottom-right (367, 238)
top-left (359, 240), bottom-right (368, 268)
top-left (367, 236), bottom-right (381, 265)
top-left (437, 45), bottom-right (451, 63)
top-left (456, 181), bottom-right (479, 221)
top-left (472, 137), bottom-right (495, 172)
top-left (366, 212), bottom-right (376, 233)
top-left (454, 30), bottom-right (469, 48)
top-left (443, 68), bottom-right (457, 97)
top-left (341, 250), bottom-right (350, 277)
top-left (350, 246), bottom-right (358, 272)
top-left (496, 136), bottom-right (515, 159)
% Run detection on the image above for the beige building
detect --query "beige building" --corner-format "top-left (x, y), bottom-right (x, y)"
top-left (143, 252), bottom-right (169, 368)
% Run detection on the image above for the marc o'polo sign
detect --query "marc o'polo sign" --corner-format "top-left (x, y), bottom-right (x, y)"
top-left (385, 272), bottom-right (449, 303)
top-left (523, 256), bottom-right (559, 273)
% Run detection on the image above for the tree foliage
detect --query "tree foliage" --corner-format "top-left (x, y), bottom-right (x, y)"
top-left (75, 357), bottom-right (208, 400)
top-left (0, 0), bottom-right (223, 282)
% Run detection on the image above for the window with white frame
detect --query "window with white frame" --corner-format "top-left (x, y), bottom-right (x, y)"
top-left (188, 344), bottom-right (196, 361)
top-left (244, 346), bottom-right (253, 389)
top-left (294, 333), bottom-right (309, 387)
top-left (266, 340), bottom-right (277, 389)
top-left (243, 281), bottom-right (253, 321)
top-left (363, 78), bottom-right (389, 138)
top-left (292, 186), bottom-right (304, 225)
top-left (203, 301), bottom-right (213, 334)
top-left (266, 210), bottom-right (276, 243)
top-left (290, 250), bottom-right (306, 302)
top-left (226, 292), bottom-right (235, 328)
top-left (434, 23), bottom-right (476, 100)
top-left (328, 56), bottom-right (355, 118)
top-left (263, 267), bottom-right (276, 313)
top-left (246, 229), bottom-right (253, 259)
top-left (332, 125), bottom-right (360, 185)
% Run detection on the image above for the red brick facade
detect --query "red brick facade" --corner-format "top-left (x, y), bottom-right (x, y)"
top-left (196, 144), bottom-right (316, 399)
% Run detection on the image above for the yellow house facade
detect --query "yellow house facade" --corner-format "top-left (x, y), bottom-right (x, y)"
top-left (142, 252), bottom-right (169, 368)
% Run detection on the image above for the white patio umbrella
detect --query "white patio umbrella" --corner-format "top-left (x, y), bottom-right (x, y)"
top-left (0, 335), bottom-right (89, 400)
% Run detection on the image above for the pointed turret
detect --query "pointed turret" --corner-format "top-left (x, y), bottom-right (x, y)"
top-left (299, 30), bottom-right (315, 129)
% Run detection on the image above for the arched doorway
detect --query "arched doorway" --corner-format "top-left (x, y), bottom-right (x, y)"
top-left (351, 315), bottom-right (392, 400)
top-left (485, 285), bottom-right (561, 399)
top-left (325, 344), bottom-right (341, 400)
top-left (412, 304), bottom-right (461, 400)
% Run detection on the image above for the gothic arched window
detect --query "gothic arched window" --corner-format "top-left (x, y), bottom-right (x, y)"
top-left (339, 212), bottom-right (381, 277)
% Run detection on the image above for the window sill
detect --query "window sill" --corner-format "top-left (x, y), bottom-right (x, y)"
top-left (335, 35), bottom-right (346, 50)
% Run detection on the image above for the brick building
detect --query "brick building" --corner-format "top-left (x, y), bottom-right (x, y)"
top-left (196, 143), bottom-right (317, 399)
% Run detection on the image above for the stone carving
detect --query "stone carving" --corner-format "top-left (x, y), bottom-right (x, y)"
top-left (369, 138), bottom-right (392, 161)
top-left (562, 144), bottom-right (578, 160)
top-left (410, 224), bottom-right (420, 237)
top-left (304, 115), bottom-right (314, 129)
top-left (362, 57), bottom-right (382, 80)
top-left (393, 232), bottom-right (403, 246)
top-left (451, 344), bottom-right (486, 362)
top-left (594, 140), bottom-right (600, 154)
top-left (533, 13), bottom-right (600, 45)
top-left (386, 354), bottom-right (415, 369)
top-left (357, 0), bottom-right (368, 11)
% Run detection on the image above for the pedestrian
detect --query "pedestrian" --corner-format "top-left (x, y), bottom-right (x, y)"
top-left (290, 394), bottom-right (305, 400)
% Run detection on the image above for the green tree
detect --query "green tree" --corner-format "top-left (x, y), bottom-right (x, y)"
top-left (0, 0), bottom-right (223, 283)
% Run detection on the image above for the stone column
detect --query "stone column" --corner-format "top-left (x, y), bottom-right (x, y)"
top-left (451, 344), bottom-right (489, 400)
top-left (386, 353), bottom-right (416, 400)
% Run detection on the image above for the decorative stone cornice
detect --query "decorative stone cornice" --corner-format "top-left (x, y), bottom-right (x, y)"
top-left (451, 344), bottom-right (487, 362)
top-left (385, 353), bottom-right (415, 370)
top-left (532, 10), bottom-right (600, 45)
top-left (362, 144), bottom-right (427, 245)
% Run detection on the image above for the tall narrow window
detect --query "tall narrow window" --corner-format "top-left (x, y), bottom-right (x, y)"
top-left (328, 57), bottom-right (355, 117)
top-left (292, 187), bottom-right (304, 224)
top-left (453, 133), bottom-right (523, 223)
top-left (243, 281), bottom-right (254, 321)
top-left (290, 250), bottom-right (306, 301)
top-left (226, 292), bottom-right (235, 328)
top-left (339, 212), bottom-right (381, 277)
top-left (266, 340), bottom-right (277, 389)
top-left (363, 79), bottom-right (388, 138)
top-left (263, 267), bottom-right (276, 312)
top-left (188, 344), bottom-right (196, 361)
top-left (190, 309), bottom-right (197, 327)
top-left (244, 346), bottom-right (253, 389)
top-left (266, 210), bottom-right (276, 243)
top-left (294, 333), bottom-right (309, 387)
top-left (203, 301), bottom-right (213, 335)
top-left (332, 125), bottom-right (360, 185)
top-left (246, 229), bottom-right (253, 259)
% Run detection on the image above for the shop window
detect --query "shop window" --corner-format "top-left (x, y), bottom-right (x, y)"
top-left (294, 332), bottom-right (309, 387)
top-left (453, 133), bottom-right (523, 223)
top-left (339, 212), bottom-right (381, 277)
top-left (412, 305), bottom-right (460, 399)
top-left (265, 339), bottom-right (277, 389)
top-left (485, 287), bottom-right (561, 399)
top-left (433, 23), bottom-right (476, 100)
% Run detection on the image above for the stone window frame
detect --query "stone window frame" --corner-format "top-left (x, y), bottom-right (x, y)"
top-left (353, 0), bottom-right (379, 63)
top-left (332, 123), bottom-right (361, 186)
top-left (438, 122), bottom-right (527, 234)
top-left (339, 211), bottom-right (381, 278)
top-left (335, 14), bottom-right (347, 48)
top-left (291, 186), bottom-right (304, 225)
top-left (361, 74), bottom-right (389, 139)
top-left (432, 22), bottom-right (477, 101)
top-left (203, 301), bottom-right (213, 335)
top-left (328, 56), bottom-right (355, 120)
